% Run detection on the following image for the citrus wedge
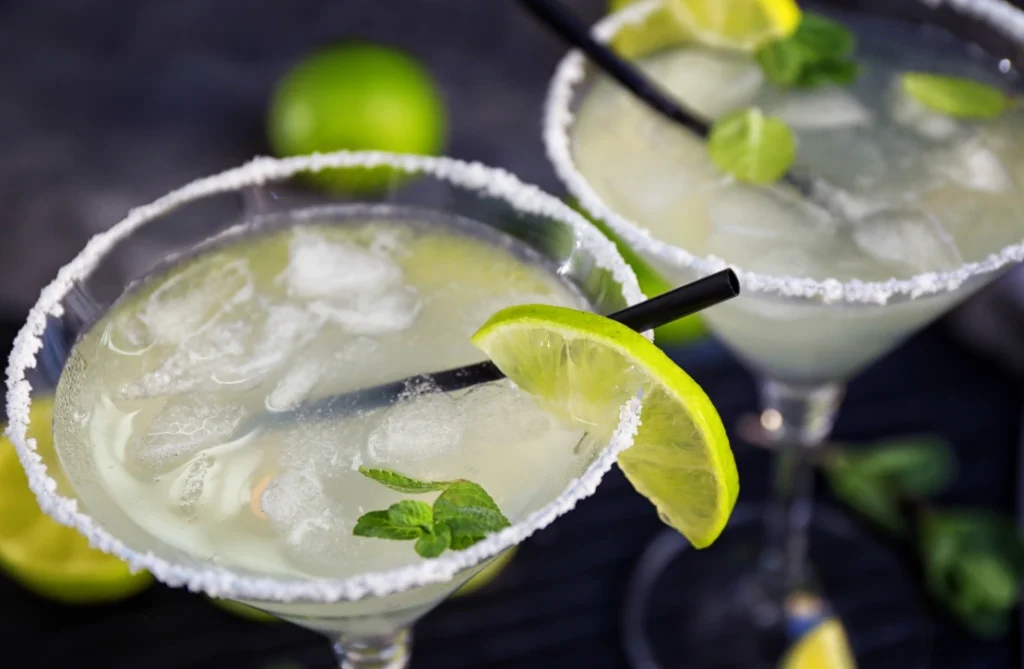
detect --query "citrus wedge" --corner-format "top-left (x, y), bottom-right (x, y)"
top-left (781, 618), bottom-right (857, 669)
top-left (665, 0), bottom-right (801, 51)
top-left (472, 305), bottom-right (737, 548)
top-left (609, 0), bottom-right (695, 59)
top-left (0, 397), bottom-right (152, 603)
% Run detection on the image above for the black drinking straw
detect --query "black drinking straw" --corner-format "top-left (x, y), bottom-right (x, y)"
top-left (250, 269), bottom-right (739, 431)
top-left (519, 0), bottom-right (819, 201)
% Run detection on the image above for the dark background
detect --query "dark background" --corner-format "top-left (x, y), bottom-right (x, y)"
top-left (0, 1), bottom-right (1022, 667)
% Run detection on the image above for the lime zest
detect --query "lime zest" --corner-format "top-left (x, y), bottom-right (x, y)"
top-left (353, 469), bottom-right (510, 558)
top-left (708, 108), bottom-right (796, 184)
top-left (902, 72), bottom-right (1011, 119)
top-left (756, 12), bottom-right (859, 88)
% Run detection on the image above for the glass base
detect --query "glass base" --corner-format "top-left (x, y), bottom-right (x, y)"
top-left (622, 505), bottom-right (932, 669)
top-left (333, 628), bottom-right (412, 669)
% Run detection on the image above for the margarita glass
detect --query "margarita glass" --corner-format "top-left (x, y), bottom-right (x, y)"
top-left (545, 0), bottom-right (1024, 665)
top-left (5, 152), bottom-right (647, 668)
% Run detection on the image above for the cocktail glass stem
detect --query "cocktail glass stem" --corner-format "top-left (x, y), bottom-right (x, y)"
top-left (333, 628), bottom-right (412, 669)
top-left (757, 380), bottom-right (844, 600)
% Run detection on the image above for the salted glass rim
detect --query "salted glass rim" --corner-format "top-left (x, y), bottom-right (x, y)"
top-left (543, 0), bottom-right (1024, 305)
top-left (4, 151), bottom-right (647, 604)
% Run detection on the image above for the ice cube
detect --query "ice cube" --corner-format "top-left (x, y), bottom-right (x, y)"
top-left (942, 137), bottom-right (1014, 193)
top-left (768, 86), bottom-right (873, 131)
top-left (139, 257), bottom-right (254, 345)
top-left (852, 208), bottom-right (964, 274)
top-left (281, 229), bottom-right (403, 300)
top-left (214, 303), bottom-right (323, 385)
top-left (169, 453), bottom-right (214, 517)
top-left (266, 358), bottom-right (324, 413)
top-left (122, 317), bottom-right (253, 398)
top-left (310, 287), bottom-right (421, 335)
top-left (890, 84), bottom-right (961, 141)
top-left (367, 392), bottom-right (463, 463)
top-left (262, 467), bottom-right (350, 574)
top-left (128, 395), bottom-right (245, 474)
top-left (105, 311), bottom-right (153, 354)
top-left (459, 383), bottom-right (552, 447)
top-left (707, 184), bottom-right (838, 277)
top-left (466, 292), bottom-right (557, 335)
top-left (653, 49), bottom-right (765, 119)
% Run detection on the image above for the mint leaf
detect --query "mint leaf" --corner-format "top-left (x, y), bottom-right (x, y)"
top-left (387, 500), bottom-right (434, 531)
top-left (797, 58), bottom-right (859, 88)
top-left (920, 511), bottom-right (1024, 636)
top-left (433, 481), bottom-right (511, 550)
top-left (358, 467), bottom-right (452, 494)
top-left (708, 108), bottom-right (796, 185)
top-left (756, 40), bottom-right (808, 86)
top-left (353, 510), bottom-right (424, 541)
top-left (902, 72), bottom-right (1010, 119)
top-left (793, 13), bottom-right (855, 59)
top-left (415, 523), bottom-right (452, 558)
top-left (847, 438), bottom-right (954, 497)
top-left (354, 473), bottom-right (510, 557)
top-left (824, 459), bottom-right (906, 535)
top-left (755, 12), bottom-right (858, 89)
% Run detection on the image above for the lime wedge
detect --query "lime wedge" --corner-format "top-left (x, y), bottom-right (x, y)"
top-left (472, 305), bottom-right (737, 548)
top-left (0, 397), bottom-right (152, 603)
top-left (567, 197), bottom-right (707, 345)
top-left (609, 0), bottom-right (694, 58)
top-left (666, 0), bottom-right (801, 51)
top-left (781, 618), bottom-right (857, 669)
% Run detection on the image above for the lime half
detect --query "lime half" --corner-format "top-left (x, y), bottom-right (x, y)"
top-left (472, 305), bottom-right (737, 548)
top-left (0, 397), bottom-right (152, 603)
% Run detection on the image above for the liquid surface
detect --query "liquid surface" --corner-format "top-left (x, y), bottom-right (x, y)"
top-left (573, 12), bottom-right (1024, 281)
top-left (54, 212), bottom-right (593, 587)
top-left (570, 11), bottom-right (1024, 382)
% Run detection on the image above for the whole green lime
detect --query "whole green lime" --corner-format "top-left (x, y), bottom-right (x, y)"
top-left (267, 43), bottom-right (448, 193)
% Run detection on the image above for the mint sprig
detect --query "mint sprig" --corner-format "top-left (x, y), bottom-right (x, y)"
top-left (901, 72), bottom-right (1012, 120)
top-left (708, 108), bottom-right (796, 184)
top-left (756, 12), bottom-right (859, 88)
top-left (352, 467), bottom-right (510, 558)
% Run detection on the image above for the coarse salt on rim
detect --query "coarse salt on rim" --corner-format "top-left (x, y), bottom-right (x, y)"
top-left (543, 0), bottom-right (1024, 305)
top-left (5, 151), bottom-right (647, 603)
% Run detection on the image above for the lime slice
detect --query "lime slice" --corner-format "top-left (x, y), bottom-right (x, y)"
top-left (567, 197), bottom-right (706, 345)
top-left (0, 397), bottom-right (153, 603)
top-left (609, 0), bottom-right (694, 58)
top-left (472, 306), bottom-right (737, 548)
top-left (453, 546), bottom-right (517, 597)
top-left (666, 0), bottom-right (801, 51)
top-left (781, 619), bottom-right (857, 669)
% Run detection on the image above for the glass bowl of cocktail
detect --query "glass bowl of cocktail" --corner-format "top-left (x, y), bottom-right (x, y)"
top-left (5, 152), bottom-right (740, 668)
top-left (544, 0), bottom-right (1024, 666)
